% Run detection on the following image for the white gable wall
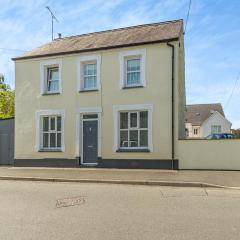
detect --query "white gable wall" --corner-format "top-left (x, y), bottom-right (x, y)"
top-left (201, 111), bottom-right (232, 137)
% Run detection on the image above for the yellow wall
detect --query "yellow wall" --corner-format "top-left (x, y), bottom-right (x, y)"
top-left (179, 140), bottom-right (240, 169)
top-left (15, 41), bottom-right (184, 160)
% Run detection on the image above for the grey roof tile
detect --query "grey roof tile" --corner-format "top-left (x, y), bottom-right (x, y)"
top-left (186, 103), bottom-right (225, 126)
top-left (13, 19), bottom-right (183, 60)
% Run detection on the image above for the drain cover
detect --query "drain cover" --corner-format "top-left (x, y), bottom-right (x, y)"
top-left (56, 196), bottom-right (86, 208)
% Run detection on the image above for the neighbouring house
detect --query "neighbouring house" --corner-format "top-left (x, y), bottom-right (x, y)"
top-left (231, 129), bottom-right (240, 138)
top-left (12, 19), bottom-right (186, 169)
top-left (186, 103), bottom-right (231, 138)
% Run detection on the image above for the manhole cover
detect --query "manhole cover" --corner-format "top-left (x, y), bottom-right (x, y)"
top-left (56, 196), bottom-right (86, 208)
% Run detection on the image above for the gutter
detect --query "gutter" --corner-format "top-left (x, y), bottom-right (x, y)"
top-left (167, 42), bottom-right (175, 169)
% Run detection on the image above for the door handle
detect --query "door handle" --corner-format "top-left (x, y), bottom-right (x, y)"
top-left (88, 145), bottom-right (93, 148)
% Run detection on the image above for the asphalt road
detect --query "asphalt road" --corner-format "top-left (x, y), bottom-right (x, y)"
top-left (0, 181), bottom-right (240, 240)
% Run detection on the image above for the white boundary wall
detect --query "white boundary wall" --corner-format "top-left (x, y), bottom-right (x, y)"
top-left (178, 139), bottom-right (240, 170)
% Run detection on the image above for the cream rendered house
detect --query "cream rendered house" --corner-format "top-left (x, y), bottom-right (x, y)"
top-left (186, 103), bottom-right (232, 138)
top-left (13, 19), bottom-right (186, 169)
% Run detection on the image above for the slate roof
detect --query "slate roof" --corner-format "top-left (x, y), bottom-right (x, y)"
top-left (13, 19), bottom-right (183, 61)
top-left (186, 103), bottom-right (225, 126)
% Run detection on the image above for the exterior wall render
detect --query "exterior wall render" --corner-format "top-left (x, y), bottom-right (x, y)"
top-left (15, 41), bottom-right (184, 165)
top-left (179, 139), bottom-right (240, 170)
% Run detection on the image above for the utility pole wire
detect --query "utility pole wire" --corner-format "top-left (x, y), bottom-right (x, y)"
top-left (0, 48), bottom-right (26, 52)
top-left (184, 0), bottom-right (192, 34)
top-left (224, 72), bottom-right (240, 110)
top-left (46, 6), bottom-right (59, 41)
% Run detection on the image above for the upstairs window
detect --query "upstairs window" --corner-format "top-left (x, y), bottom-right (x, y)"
top-left (47, 67), bottom-right (59, 92)
top-left (77, 54), bottom-right (101, 92)
top-left (119, 49), bottom-right (146, 89)
top-left (83, 63), bottom-right (97, 90)
top-left (40, 59), bottom-right (62, 95)
top-left (126, 59), bottom-right (141, 86)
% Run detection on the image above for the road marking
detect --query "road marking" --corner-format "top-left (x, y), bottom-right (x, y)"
top-left (159, 187), bottom-right (207, 198)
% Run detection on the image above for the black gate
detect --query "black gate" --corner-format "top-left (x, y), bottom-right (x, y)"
top-left (0, 118), bottom-right (14, 165)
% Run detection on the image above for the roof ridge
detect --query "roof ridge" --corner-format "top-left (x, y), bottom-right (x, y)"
top-left (54, 19), bottom-right (183, 41)
top-left (187, 103), bottom-right (222, 106)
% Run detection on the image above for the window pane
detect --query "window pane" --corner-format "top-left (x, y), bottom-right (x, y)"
top-left (127, 72), bottom-right (140, 85)
top-left (120, 112), bottom-right (128, 129)
top-left (50, 133), bottom-right (56, 148)
top-left (47, 68), bottom-right (59, 92)
top-left (130, 112), bottom-right (137, 128)
top-left (140, 111), bottom-right (148, 128)
top-left (43, 117), bottom-right (49, 131)
top-left (57, 133), bottom-right (61, 148)
top-left (127, 59), bottom-right (140, 72)
top-left (130, 130), bottom-right (138, 147)
top-left (211, 125), bottom-right (221, 134)
top-left (43, 133), bottom-right (49, 148)
top-left (194, 128), bottom-right (198, 135)
top-left (84, 76), bottom-right (96, 89)
top-left (48, 80), bottom-right (59, 92)
top-left (120, 131), bottom-right (128, 147)
top-left (50, 117), bottom-right (55, 130)
top-left (140, 130), bottom-right (148, 147)
top-left (83, 114), bottom-right (98, 119)
top-left (84, 63), bottom-right (96, 76)
top-left (48, 68), bottom-right (59, 81)
top-left (57, 117), bottom-right (61, 131)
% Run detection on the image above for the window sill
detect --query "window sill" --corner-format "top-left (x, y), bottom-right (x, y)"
top-left (116, 148), bottom-right (150, 152)
top-left (79, 89), bottom-right (99, 93)
top-left (38, 149), bottom-right (63, 152)
top-left (122, 85), bottom-right (144, 89)
top-left (42, 92), bottom-right (61, 96)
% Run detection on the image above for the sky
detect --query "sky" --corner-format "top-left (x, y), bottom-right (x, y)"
top-left (0, 0), bottom-right (240, 128)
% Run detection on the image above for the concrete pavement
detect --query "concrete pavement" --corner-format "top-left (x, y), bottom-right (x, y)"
top-left (0, 166), bottom-right (240, 188)
top-left (1, 180), bottom-right (240, 240)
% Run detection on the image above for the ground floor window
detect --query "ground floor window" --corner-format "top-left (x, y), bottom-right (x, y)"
top-left (193, 127), bottom-right (199, 135)
top-left (41, 116), bottom-right (62, 150)
top-left (211, 125), bottom-right (221, 134)
top-left (119, 111), bottom-right (148, 149)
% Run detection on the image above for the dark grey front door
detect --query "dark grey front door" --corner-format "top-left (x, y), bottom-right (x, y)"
top-left (83, 120), bottom-right (98, 164)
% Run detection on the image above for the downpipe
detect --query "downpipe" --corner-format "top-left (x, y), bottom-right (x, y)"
top-left (167, 42), bottom-right (175, 170)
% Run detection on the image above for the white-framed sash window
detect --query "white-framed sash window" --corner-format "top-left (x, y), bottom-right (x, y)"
top-left (47, 67), bottom-right (59, 92)
top-left (40, 59), bottom-right (62, 94)
top-left (35, 110), bottom-right (65, 151)
top-left (119, 111), bottom-right (148, 148)
top-left (42, 116), bottom-right (62, 149)
top-left (113, 104), bottom-right (153, 152)
top-left (126, 58), bottom-right (141, 86)
top-left (119, 49), bottom-right (146, 88)
top-left (83, 62), bottom-right (97, 89)
top-left (77, 54), bottom-right (101, 91)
